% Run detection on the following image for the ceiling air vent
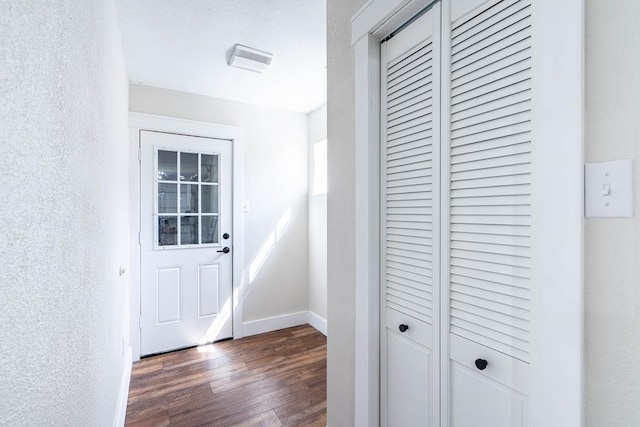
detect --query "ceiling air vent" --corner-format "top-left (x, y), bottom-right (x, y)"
top-left (228, 44), bottom-right (273, 73)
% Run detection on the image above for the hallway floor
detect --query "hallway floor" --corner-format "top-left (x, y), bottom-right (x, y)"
top-left (125, 325), bottom-right (327, 426)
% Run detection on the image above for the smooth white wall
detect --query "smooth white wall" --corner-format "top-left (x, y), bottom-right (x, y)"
top-left (0, 1), bottom-right (130, 425)
top-left (308, 104), bottom-right (328, 323)
top-left (129, 85), bottom-right (309, 326)
top-left (585, 0), bottom-right (640, 424)
top-left (327, 0), bottom-right (365, 425)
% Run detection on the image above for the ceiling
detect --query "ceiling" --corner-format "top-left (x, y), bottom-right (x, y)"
top-left (117, 0), bottom-right (327, 113)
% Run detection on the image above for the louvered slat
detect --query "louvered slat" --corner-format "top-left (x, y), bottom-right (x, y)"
top-left (388, 227), bottom-right (433, 239)
top-left (451, 273), bottom-right (529, 299)
top-left (450, 231), bottom-right (530, 248)
top-left (387, 144), bottom-right (432, 162)
top-left (388, 242), bottom-right (432, 255)
top-left (449, 0), bottom-right (532, 363)
top-left (450, 281), bottom-right (529, 306)
top-left (388, 168), bottom-right (432, 183)
top-left (388, 91), bottom-right (433, 117)
top-left (384, 38), bottom-right (435, 325)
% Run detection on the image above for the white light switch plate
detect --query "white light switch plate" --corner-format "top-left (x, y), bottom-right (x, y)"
top-left (585, 159), bottom-right (633, 217)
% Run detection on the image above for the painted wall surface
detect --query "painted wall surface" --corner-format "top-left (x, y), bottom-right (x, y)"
top-left (129, 85), bottom-right (309, 324)
top-left (0, 1), bottom-right (130, 425)
top-left (308, 104), bottom-right (328, 321)
top-left (585, 0), bottom-right (640, 424)
top-left (327, 0), bottom-right (365, 425)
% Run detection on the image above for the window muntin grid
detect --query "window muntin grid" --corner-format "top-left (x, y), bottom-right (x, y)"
top-left (155, 148), bottom-right (221, 249)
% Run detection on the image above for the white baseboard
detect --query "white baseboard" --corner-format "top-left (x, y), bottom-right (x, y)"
top-left (242, 311), bottom-right (328, 337)
top-left (307, 311), bottom-right (327, 336)
top-left (242, 311), bottom-right (308, 337)
top-left (114, 347), bottom-right (133, 427)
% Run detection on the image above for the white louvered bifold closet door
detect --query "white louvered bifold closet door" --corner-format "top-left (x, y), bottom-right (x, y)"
top-left (380, 6), bottom-right (441, 427)
top-left (445, 0), bottom-right (532, 425)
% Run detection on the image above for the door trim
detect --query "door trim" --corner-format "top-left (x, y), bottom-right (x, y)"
top-left (351, 1), bottom-right (584, 425)
top-left (128, 112), bottom-right (245, 361)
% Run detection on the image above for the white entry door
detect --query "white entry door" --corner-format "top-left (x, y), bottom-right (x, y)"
top-left (140, 130), bottom-right (233, 356)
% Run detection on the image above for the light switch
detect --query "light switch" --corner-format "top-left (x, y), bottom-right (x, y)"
top-left (585, 159), bottom-right (633, 217)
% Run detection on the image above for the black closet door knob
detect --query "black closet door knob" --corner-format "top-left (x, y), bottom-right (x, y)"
top-left (475, 358), bottom-right (488, 370)
top-left (398, 324), bottom-right (409, 333)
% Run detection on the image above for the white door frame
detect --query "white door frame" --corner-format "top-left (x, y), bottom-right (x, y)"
top-left (351, 1), bottom-right (584, 426)
top-left (128, 112), bottom-right (245, 361)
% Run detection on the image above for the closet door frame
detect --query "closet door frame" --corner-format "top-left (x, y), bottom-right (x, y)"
top-left (351, 1), bottom-right (584, 426)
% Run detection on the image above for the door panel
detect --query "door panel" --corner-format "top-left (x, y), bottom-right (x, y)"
top-left (198, 264), bottom-right (220, 317)
top-left (450, 361), bottom-right (529, 427)
top-left (450, 334), bottom-right (529, 394)
top-left (381, 5), bottom-right (441, 426)
top-left (386, 326), bottom-right (432, 427)
top-left (446, 0), bottom-right (533, 357)
top-left (140, 130), bottom-right (233, 356)
top-left (156, 267), bottom-right (181, 324)
top-left (445, 0), bottom-right (532, 422)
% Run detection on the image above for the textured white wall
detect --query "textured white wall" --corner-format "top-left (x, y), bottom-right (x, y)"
top-left (327, 0), bottom-right (365, 425)
top-left (308, 104), bottom-right (328, 321)
top-left (0, 1), bottom-right (130, 425)
top-left (129, 85), bottom-right (309, 324)
top-left (585, 0), bottom-right (640, 424)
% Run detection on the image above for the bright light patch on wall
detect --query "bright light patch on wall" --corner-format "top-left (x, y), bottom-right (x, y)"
top-left (249, 231), bottom-right (276, 283)
top-left (313, 140), bottom-right (327, 195)
top-left (248, 207), bottom-right (292, 283)
top-left (276, 207), bottom-right (292, 239)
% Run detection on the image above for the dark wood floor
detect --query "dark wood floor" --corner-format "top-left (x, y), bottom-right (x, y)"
top-left (125, 325), bottom-right (327, 427)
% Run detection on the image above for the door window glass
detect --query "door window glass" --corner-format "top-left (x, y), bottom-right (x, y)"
top-left (155, 149), bottom-right (220, 248)
top-left (201, 216), bottom-right (219, 244)
top-left (180, 153), bottom-right (199, 182)
top-left (201, 154), bottom-right (219, 183)
top-left (158, 183), bottom-right (177, 214)
top-left (158, 217), bottom-right (178, 246)
top-left (201, 185), bottom-right (219, 214)
top-left (157, 150), bottom-right (177, 181)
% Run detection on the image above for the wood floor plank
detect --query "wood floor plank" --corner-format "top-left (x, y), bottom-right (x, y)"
top-left (125, 325), bottom-right (326, 427)
top-left (129, 361), bottom-right (249, 402)
top-left (170, 377), bottom-right (314, 426)
top-left (274, 388), bottom-right (327, 425)
top-left (125, 410), bottom-right (170, 427)
top-left (283, 409), bottom-right (327, 427)
top-left (233, 410), bottom-right (283, 427)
